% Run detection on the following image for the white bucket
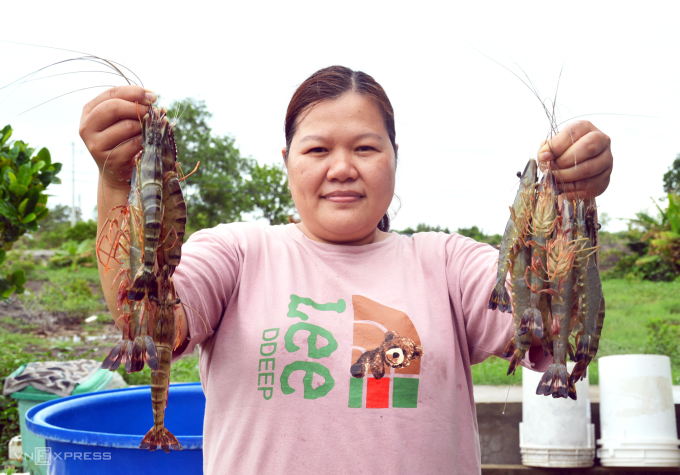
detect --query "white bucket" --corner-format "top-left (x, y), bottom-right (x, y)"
top-left (8, 435), bottom-right (21, 462)
top-left (597, 354), bottom-right (680, 467)
top-left (520, 361), bottom-right (595, 467)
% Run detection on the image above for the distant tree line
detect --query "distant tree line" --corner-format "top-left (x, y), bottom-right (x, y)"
top-left (395, 223), bottom-right (502, 246)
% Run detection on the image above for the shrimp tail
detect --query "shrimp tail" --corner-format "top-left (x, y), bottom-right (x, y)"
top-left (536, 364), bottom-right (576, 400)
top-left (140, 427), bottom-right (182, 453)
top-left (518, 307), bottom-right (542, 337)
top-left (489, 285), bottom-right (512, 313)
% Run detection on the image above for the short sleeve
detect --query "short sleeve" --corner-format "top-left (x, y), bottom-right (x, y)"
top-left (172, 225), bottom-right (242, 358)
top-left (445, 234), bottom-right (551, 371)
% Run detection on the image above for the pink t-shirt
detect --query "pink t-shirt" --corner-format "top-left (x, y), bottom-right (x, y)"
top-left (173, 223), bottom-right (550, 474)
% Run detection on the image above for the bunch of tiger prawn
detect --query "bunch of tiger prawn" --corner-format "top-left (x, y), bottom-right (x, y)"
top-left (488, 158), bottom-right (605, 400)
top-left (96, 106), bottom-right (188, 452)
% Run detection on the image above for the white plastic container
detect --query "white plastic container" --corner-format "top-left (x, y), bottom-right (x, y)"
top-left (520, 362), bottom-right (595, 467)
top-left (8, 434), bottom-right (21, 462)
top-left (597, 354), bottom-right (680, 467)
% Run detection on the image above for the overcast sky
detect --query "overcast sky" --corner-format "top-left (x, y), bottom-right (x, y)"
top-left (1, 1), bottom-right (678, 234)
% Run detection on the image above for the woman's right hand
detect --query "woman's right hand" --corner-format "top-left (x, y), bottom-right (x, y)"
top-left (79, 85), bottom-right (156, 190)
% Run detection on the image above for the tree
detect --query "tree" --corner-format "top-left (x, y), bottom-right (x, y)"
top-left (395, 223), bottom-right (502, 246)
top-left (396, 223), bottom-right (451, 235)
top-left (170, 98), bottom-right (252, 230)
top-left (169, 98), bottom-right (295, 231)
top-left (456, 226), bottom-right (502, 246)
top-left (0, 125), bottom-right (61, 297)
top-left (245, 162), bottom-right (295, 225)
top-left (663, 153), bottom-right (680, 194)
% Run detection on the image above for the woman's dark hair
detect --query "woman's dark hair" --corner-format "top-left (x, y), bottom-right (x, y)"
top-left (284, 65), bottom-right (396, 232)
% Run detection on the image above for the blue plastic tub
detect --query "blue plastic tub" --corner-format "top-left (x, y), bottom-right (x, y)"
top-left (26, 382), bottom-right (204, 475)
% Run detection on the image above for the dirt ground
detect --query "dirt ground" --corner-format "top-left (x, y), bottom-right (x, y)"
top-left (0, 279), bottom-right (120, 361)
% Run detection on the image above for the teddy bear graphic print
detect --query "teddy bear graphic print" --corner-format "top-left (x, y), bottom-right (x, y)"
top-left (349, 295), bottom-right (424, 409)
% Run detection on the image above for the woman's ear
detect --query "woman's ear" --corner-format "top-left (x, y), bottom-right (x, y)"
top-left (281, 147), bottom-right (287, 161)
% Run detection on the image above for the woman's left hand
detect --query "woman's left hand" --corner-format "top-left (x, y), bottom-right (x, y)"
top-left (537, 120), bottom-right (612, 200)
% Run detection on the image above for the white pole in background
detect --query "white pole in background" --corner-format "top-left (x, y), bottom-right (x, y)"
top-left (70, 142), bottom-right (76, 227)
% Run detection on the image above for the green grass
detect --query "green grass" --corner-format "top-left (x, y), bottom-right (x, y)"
top-left (472, 356), bottom-right (523, 386)
top-left (31, 266), bottom-right (101, 284)
top-left (472, 278), bottom-right (680, 386)
top-left (117, 354), bottom-right (200, 386)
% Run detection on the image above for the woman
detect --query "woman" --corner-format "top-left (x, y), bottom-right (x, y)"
top-left (80, 66), bottom-right (613, 474)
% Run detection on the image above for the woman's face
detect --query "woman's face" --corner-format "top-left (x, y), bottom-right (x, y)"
top-left (284, 92), bottom-right (396, 245)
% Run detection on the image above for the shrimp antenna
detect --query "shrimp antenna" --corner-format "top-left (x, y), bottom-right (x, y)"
top-left (486, 48), bottom-right (557, 129)
top-left (0, 42), bottom-right (144, 115)
top-left (170, 102), bottom-right (188, 127)
top-left (471, 45), bottom-right (564, 139)
top-left (181, 301), bottom-right (209, 334)
top-left (0, 40), bottom-right (143, 86)
top-left (18, 85), bottom-right (116, 115)
top-left (556, 112), bottom-right (657, 127)
top-left (4, 69), bottom-right (126, 87)
top-left (1, 57), bottom-right (140, 94)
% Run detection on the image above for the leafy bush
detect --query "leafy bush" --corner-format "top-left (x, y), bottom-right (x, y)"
top-left (49, 239), bottom-right (96, 271)
top-left (605, 194), bottom-right (680, 281)
top-left (0, 125), bottom-right (61, 298)
top-left (64, 220), bottom-right (97, 242)
top-left (645, 318), bottom-right (680, 363)
top-left (3, 250), bottom-right (37, 281)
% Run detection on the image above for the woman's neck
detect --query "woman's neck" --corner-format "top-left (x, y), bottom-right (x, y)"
top-left (295, 222), bottom-right (390, 246)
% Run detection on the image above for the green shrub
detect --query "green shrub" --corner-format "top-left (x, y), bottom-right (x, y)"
top-left (0, 125), bottom-right (61, 299)
top-left (3, 250), bottom-right (37, 281)
top-left (645, 318), bottom-right (680, 362)
top-left (603, 251), bottom-right (679, 281)
top-left (49, 239), bottom-right (96, 271)
top-left (9, 260), bottom-right (36, 281)
top-left (64, 220), bottom-right (97, 242)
